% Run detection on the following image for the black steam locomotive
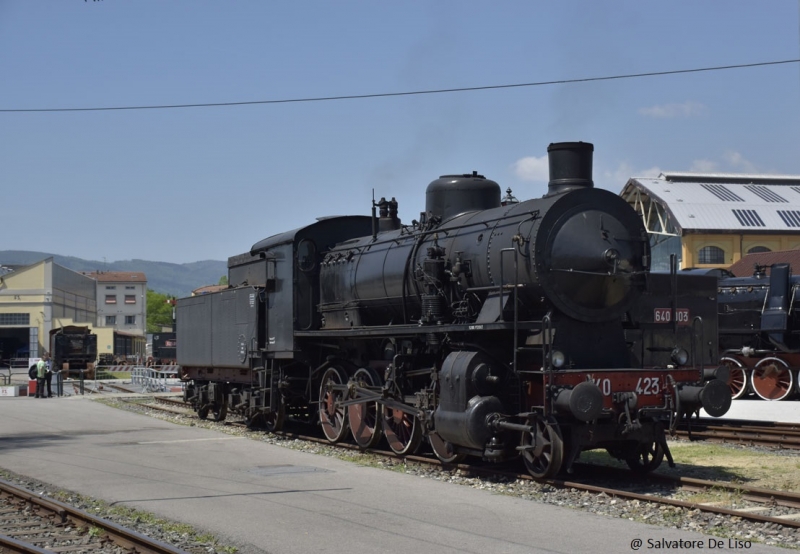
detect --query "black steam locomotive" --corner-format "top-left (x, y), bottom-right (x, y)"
top-left (715, 263), bottom-right (800, 401)
top-left (151, 332), bottom-right (177, 365)
top-left (177, 142), bottom-right (731, 478)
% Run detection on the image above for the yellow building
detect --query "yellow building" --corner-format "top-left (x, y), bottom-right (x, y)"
top-left (0, 258), bottom-right (96, 364)
top-left (620, 172), bottom-right (800, 271)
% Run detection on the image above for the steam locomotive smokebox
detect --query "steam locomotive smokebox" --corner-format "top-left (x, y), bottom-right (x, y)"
top-left (546, 141), bottom-right (594, 196)
top-left (425, 172), bottom-right (501, 222)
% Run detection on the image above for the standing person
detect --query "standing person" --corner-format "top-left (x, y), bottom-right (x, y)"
top-left (35, 356), bottom-right (47, 398)
top-left (44, 354), bottom-right (53, 398)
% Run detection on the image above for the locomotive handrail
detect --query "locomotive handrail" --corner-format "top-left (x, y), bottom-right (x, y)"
top-left (499, 247), bottom-right (520, 374)
top-left (549, 268), bottom-right (647, 276)
top-left (692, 316), bottom-right (704, 370)
top-left (464, 283), bottom-right (524, 292)
top-left (670, 254), bottom-right (679, 337)
top-left (542, 312), bottom-right (553, 417)
top-left (760, 283), bottom-right (770, 315)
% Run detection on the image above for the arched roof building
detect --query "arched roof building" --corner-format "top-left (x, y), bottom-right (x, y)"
top-left (620, 172), bottom-right (800, 272)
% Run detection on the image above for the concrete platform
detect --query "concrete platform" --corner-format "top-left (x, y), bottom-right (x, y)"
top-left (703, 397), bottom-right (800, 423)
top-left (0, 395), bottom-right (786, 554)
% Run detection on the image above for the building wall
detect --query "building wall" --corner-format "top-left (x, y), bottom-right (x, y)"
top-left (682, 234), bottom-right (800, 268)
top-left (0, 262), bottom-right (46, 359)
top-left (96, 282), bottom-right (146, 336)
top-left (95, 328), bottom-right (146, 363)
top-left (53, 264), bottom-right (96, 326)
top-left (0, 260), bottom-right (97, 360)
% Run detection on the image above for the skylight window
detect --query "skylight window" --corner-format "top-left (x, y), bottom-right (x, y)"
top-left (777, 210), bottom-right (800, 228)
top-left (731, 209), bottom-right (765, 227)
top-left (744, 185), bottom-right (788, 203)
top-left (701, 184), bottom-right (744, 202)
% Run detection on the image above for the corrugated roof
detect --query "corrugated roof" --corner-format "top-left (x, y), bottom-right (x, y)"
top-left (727, 249), bottom-right (800, 277)
top-left (82, 271), bottom-right (147, 283)
top-left (621, 173), bottom-right (800, 233)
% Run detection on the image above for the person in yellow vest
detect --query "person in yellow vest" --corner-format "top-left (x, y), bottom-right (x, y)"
top-left (34, 356), bottom-right (47, 398)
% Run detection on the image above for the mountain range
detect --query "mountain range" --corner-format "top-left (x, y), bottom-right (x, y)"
top-left (0, 250), bottom-right (227, 298)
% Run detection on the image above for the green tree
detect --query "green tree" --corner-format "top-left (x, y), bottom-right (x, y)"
top-left (147, 289), bottom-right (175, 333)
top-left (218, 275), bottom-right (228, 286)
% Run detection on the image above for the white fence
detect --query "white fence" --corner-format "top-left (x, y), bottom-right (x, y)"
top-left (96, 364), bottom-right (179, 373)
top-left (130, 366), bottom-right (183, 394)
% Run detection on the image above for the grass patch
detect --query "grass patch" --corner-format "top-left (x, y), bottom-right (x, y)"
top-left (577, 441), bottom-right (800, 493)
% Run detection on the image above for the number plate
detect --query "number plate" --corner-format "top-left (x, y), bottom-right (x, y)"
top-left (653, 308), bottom-right (690, 325)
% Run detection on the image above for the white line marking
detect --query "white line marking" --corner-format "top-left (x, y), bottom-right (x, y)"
top-left (137, 437), bottom-right (244, 444)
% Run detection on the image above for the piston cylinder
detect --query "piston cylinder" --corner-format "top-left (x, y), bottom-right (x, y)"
top-left (433, 395), bottom-right (503, 450)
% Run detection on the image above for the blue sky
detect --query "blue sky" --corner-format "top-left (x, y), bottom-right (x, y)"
top-left (1, 1), bottom-right (799, 263)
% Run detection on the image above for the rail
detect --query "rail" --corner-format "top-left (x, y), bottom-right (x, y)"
top-left (0, 478), bottom-right (189, 554)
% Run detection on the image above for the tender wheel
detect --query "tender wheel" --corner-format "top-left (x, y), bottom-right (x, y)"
top-left (429, 431), bottom-right (466, 464)
top-left (625, 441), bottom-right (665, 473)
top-left (245, 411), bottom-right (263, 429)
top-left (383, 407), bottom-right (422, 455)
top-left (319, 366), bottom-right (350, 443)
top-left (721, 357), bottom-right (748, 400)
top-left (263, 397), bottom-right (286, 433)
top-left (520, 417), bottom-right (563, 479)
top-left (752, 358), bottom-right (793, 401)
top-left (197, 405), bottom-right (210, 420)
top-left (211, 397), bottom-right (228, 422)
top-left (348, 368), bottom-right (383, 449)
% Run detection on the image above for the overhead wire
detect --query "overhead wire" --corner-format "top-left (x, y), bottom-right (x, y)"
top-left (1, 59), bottom-right (799, 114)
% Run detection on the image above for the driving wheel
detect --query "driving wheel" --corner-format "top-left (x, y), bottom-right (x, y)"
top-left (319, 366), bottom-right (350, 443)
top-left (383, 406), bottom-right (422, 455)
top-left (348, 368), bottom-right (383, 449)
top-left (429, 431), bottom-right (466, 464)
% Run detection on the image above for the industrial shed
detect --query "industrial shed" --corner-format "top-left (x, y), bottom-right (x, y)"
top-left (620, 172), bottom-right (800, 272)
top-left (0, 258), bottom-right (97, 365)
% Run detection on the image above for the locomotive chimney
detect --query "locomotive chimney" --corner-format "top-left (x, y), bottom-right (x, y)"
top-left (546, 141), bottom-right (594, 196)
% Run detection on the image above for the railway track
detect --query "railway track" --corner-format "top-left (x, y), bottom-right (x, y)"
top-left (120, 395), bottom-right (800, 533)
top-left (675, 418), bottom-right (800, 449)
top-left (0, 478), bottom-right (188, 554)
top-left (144, 394), bottom-right (800, 450)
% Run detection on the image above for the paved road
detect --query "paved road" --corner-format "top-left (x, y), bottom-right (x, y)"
top-left (0, 395), bottom-right (787, 554)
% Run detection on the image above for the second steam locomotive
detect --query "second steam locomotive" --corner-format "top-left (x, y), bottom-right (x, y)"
top-left (177, 142), bottom-right (731, 478)
top-left (716, 263), bottom-right (800, 401)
